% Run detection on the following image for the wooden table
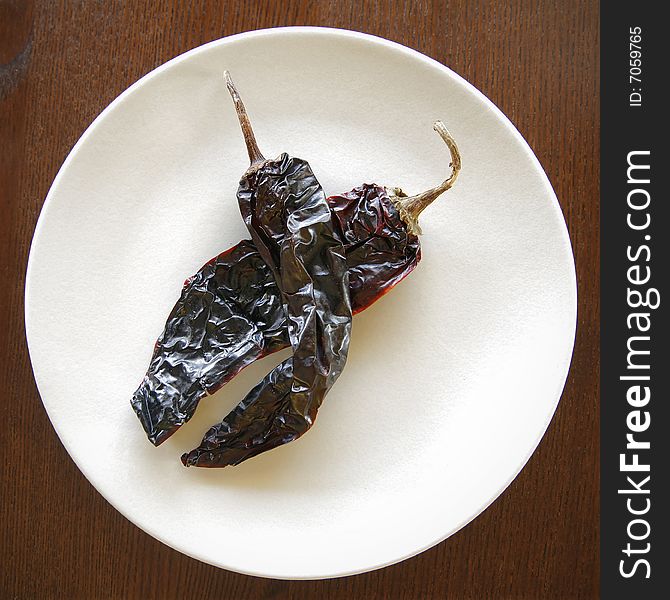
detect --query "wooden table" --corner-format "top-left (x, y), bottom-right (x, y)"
top-left (0, 2), bottom-right (599, 598)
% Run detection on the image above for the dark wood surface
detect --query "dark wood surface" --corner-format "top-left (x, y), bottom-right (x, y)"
top-left (0, 1), bottom-right (599, 598)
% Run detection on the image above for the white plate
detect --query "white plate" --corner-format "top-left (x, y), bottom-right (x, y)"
top-left (25, 27), bottom-right (576, 579)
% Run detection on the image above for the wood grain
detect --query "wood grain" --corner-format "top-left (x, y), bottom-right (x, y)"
top-left (0, 1), bottom-right (599, 598)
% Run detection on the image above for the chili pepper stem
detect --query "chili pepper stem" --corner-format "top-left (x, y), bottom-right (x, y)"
top-left (390, 121), bottom-right (461, 235)
top-left (224, 71), bottom-right (266, 166)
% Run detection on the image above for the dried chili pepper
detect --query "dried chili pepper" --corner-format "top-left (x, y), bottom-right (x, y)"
top-left (180, 72), bottom-right (353, 467)
top-left (130, 240), bottom-right (288, 445)
top-left (131, 126), bottom-right (460, 448)
top-left (179, 75), bottom-right (460, 467)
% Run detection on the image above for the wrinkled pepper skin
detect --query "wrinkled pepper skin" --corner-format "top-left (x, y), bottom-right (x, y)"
top-left (130, 240), bottom-right (288, 446)
top-left (130, 185), bottom-right (420, 447)
top-left (328, 183), bottom-right (422, 312)
top-left (181, 151), bottom-right (352, 467)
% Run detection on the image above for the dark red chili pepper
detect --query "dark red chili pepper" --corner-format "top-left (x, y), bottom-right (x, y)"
top-left (180, 73), bottom-right (352, 467)
top-left (130, 126), bottom-right (460, 448)
top-left (130, 240), bottom-right (287, 445)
